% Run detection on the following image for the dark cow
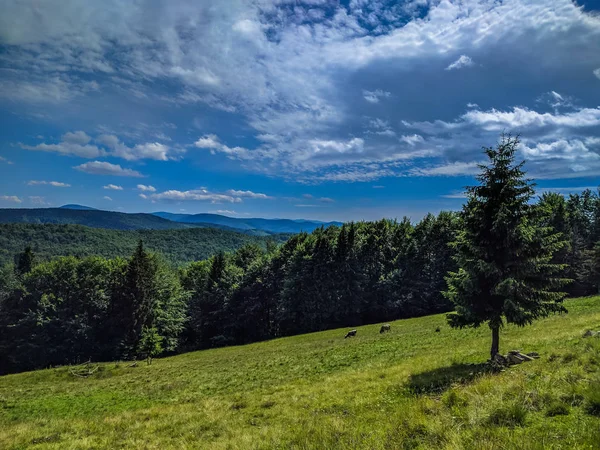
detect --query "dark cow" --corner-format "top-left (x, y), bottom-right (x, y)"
top-left (435, 327), bottom-right (441, 332)
top-left (380, 324), bottom-right (391, 334)
top-left (345, 329), bottom-right (357, 338)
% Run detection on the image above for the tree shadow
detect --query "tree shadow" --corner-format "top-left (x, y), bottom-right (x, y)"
top-left (407, 362), bottom-right (492, 395)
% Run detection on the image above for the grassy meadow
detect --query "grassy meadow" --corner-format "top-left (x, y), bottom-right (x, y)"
top-left (1, 296), bottom-right (600, 449)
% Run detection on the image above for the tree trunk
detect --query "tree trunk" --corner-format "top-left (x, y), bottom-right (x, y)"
top-left (490, 325), bottom-right (500, 359)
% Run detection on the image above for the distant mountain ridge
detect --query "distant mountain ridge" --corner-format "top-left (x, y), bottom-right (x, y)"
top-left (0, 208), bottom-right (196, 231)
top-left (60, 204), bottom-right (98, 211)
top-left (153, 211), bottom-right (343, 234)
top-left (0, 207), bottom-right (342, 234)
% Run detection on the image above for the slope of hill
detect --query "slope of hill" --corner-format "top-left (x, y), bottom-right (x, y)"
top-left (1, 297), bottom-right (598, 449)
top-left (0, 223), bottom-right (288, 265)
top-left (0, 208), bottom-right (195, 230)
top-left (154, 211), bottom-right (343, 234)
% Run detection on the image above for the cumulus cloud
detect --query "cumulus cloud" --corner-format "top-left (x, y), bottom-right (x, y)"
top-left (137, 184), bottom-right (156, 192)
top-left (194, 135), bottom-right (251, 159)
top-left (103, 184), bottom-right (123, 190)
top-left (445, 55), bottom-right (474, 71)
top-left (225, 189), bottom-right (272, 199)
top-left (74, 161), bottom-right (144, 177)
top-left (0, 195), bottom-right (22, 203)
top-left (144, 188), bottom-right (242, 203)
top-left (28, 180), bottom-right (71, 187)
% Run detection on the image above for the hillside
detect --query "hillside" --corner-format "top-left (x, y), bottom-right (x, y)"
top-left (0, 223), bottom-right (288, 265)
top-left (154, 211), bottom-right (343, 234)
top-left (1, 296), bottom-right (598, 449)
top-left (0, 208), bottom-right (196, 230)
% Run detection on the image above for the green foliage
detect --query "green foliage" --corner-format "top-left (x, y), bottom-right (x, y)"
top-left (138, 327), bottom-right (163, 364)
top-left (0, 223), bottom-right (289, 266)
top-left (445, 135), bottom-right (571, 357)
top-left (15, 245), bottom-right (34, 276)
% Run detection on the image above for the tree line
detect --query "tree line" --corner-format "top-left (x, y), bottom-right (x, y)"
top-left (0, 141), bottom-right (599, 374)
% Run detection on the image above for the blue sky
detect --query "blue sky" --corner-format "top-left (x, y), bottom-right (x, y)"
top-left (1, 0), bottom-right (600, 222)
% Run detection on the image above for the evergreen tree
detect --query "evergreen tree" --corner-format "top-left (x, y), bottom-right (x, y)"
top-left (15, 246), bottom-right (35, 276)
top-left (444, 135), bottom-right (570, 359)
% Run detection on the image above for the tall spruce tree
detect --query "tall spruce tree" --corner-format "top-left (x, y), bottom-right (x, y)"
top-left (444, 135), bottom-right (569, 359)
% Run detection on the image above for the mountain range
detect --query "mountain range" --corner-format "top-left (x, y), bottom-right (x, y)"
top-left (0, 205), bottom-right (342, 235)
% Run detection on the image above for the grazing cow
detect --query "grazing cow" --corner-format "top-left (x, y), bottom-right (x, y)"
top-left (380, 324), bottom-right (391, 334)
top-left (435, 327), bottom-right (441, 332)
top-left (345, 329), bottom-right (357, 338)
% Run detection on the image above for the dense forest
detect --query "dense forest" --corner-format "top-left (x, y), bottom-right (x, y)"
top-left (1, 182), bottom-right (598, 374)
top-left (2, 138), bottom-right (600, 378)
top-left (0, 224), bottom-right (289, 266)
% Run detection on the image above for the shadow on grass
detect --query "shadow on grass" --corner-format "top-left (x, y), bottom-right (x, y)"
top-left (407, 362), bottom-right (493, 395)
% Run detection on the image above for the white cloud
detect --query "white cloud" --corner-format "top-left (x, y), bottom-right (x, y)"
top-left (137, 184), bottom-right (156, 192)
top-left (145, 189), bottom-right (242, 203)
top-left (3, 0), bottom-right (600, 185)
top-left (0, 156), bottom-right (13, 164)
top-left (319, 197), bottom-right (335, 203)
top-left (20, 132), bottom-right (104, 158)
top-left (445, 55), bottom-right (474, 71)
top-left (225, 189), bottom-right (272, 199)
top-left (103, 196), bottom-right (113, 201)
top-left (441, 191), bottom-right (468, 199)
top-left (98, 134), bottom-right (174, 161)
top-left (363, 89), bottom-right (391, 104)
top-left (103, 184), bottom-right (123, 190)
top-left (21, 132), bottom-right (179, 161)
top-left (74, 161), bottom-right (144, 177)
top-left (594, 68), bottom-right (600, 80)
top-left (0, 195), bottom-right (22, 203)
top-left (412, 161), bottom-right (481, 177)
top-left (400, 134), bottom-right (424, 146)
top-left (194, 135), bottom-right (251, 159)
top-left (28, 180), bottom-right (71, 187)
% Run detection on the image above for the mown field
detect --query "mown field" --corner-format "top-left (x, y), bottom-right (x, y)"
top-left (1, 297), bottom-right (599, 449)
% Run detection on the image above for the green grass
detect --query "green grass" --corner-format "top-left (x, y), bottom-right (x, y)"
top-left (1, 297), bottom-right (600, 449)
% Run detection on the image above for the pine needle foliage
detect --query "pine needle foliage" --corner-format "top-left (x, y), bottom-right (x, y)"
top-left (444, 135), bottom-right (571, 358)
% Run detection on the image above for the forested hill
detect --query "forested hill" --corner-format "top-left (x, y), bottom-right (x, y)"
top-left (0, 223), bottom-right (288, 265)
top-left (0, 208), bottom-right (195, 230)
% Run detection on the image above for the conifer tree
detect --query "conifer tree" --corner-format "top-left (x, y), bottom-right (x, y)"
top-left (15, 246), bottom-right (35, 277)
top-left (444, 135), bottom-right (570, 359)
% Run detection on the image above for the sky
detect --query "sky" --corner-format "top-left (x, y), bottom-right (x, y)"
top-left (1, 0), bottom-right (600, 222)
